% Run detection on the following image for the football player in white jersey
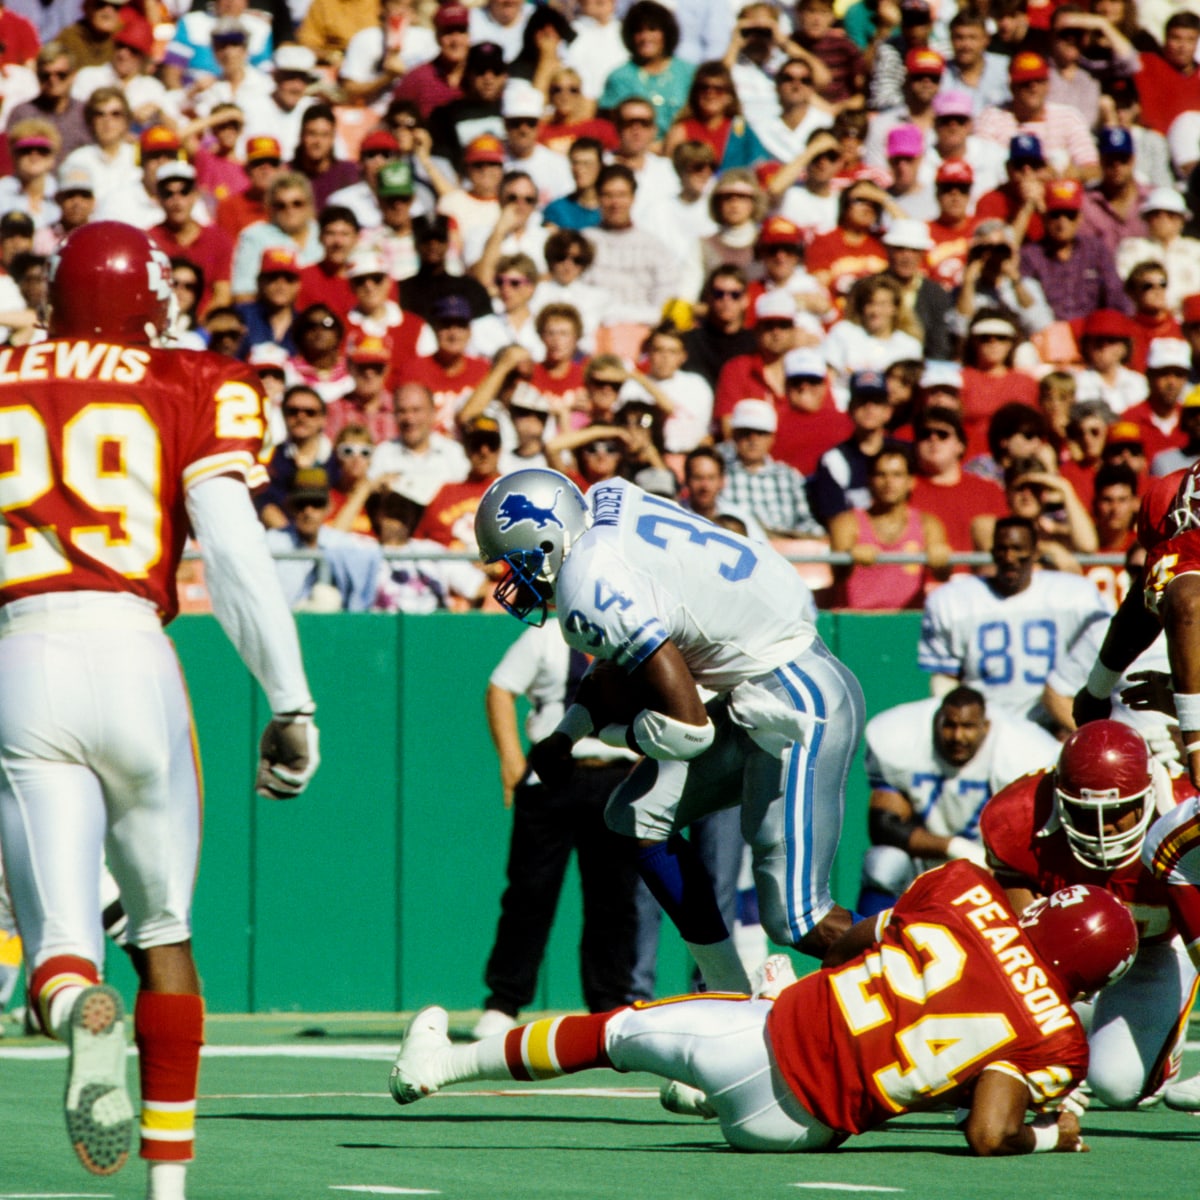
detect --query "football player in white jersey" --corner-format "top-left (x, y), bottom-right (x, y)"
top-left (857, 686), bottom-right (1060, 915)
top-left (919, 516), bottom-right (1110, 729)
top-left (474, 468), bottom-right (866, 994)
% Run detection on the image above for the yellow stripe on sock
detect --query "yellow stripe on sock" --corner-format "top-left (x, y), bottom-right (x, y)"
top-left (523, 1017), bottom-right (562, 1079)
top-left (0, 929), bottom-right (21, 967)
top-left (141, 1106), bottom-right (195, 1133)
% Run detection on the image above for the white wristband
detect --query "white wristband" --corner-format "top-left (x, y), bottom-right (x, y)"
top-left (1175, 692), bottom-right (1200, 731)
top-left (555, 703), bottom-right (594, 745)
top-left (1085, 659), bottom-right (1122, 700)
top-left (1029, 1117), bottom-right (1059, 1152)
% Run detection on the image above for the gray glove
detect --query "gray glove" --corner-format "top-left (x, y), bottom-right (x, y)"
top-left (256, 707), bottom-right (320, 799)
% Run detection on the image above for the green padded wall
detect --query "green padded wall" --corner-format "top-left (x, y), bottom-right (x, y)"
top-left (104, 612), bottom-right (930, 1013)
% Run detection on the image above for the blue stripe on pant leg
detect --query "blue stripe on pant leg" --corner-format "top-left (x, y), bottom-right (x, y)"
top-left (774, 663), bottom-right (826, 943)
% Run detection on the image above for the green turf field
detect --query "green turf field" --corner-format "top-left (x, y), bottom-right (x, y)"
top-left (3, 1012), bottom-right (1199, 1200)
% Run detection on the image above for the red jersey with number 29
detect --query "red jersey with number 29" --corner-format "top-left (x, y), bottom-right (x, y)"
top-left (767, 861), bottom-right (1087, 1135)
top-left (0, 339), bottom-right (269, 621)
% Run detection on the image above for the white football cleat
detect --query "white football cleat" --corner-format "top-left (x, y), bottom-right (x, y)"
top-left (472, 1008), bottom-right (518, 1040)
top-left (660, 1080), bottom-right (717, 1120)
top-left (1163, 1072), bottom-right (1200, 1111)
top-left (749, 952), bottom-right (798, 1000)
top-left (65, 984), bottom-right (133, 1175)
top-left (390, 1006), bottom-right (451, 1106)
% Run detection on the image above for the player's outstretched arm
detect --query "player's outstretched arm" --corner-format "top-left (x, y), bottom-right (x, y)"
top-left (185, 475), bottom-right (319, 799)
top-left (966, 1069), bottom-right (1087, 1156)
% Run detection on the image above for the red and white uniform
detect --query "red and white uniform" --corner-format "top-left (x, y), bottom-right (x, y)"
top-left (769, 862), bottom-right (1086, 1134)
top-left (1140, 465), bottom-right (1200, 616)
top-left (981, 773), bottom-right (1200, 1106)
top-left (0, 339), bottom-right (297, 972)
top-left (1145, 797), bottom-right (1200, 897)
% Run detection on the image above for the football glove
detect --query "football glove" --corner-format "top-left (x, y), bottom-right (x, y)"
top-left (256, 707), bottom-right (320, 800)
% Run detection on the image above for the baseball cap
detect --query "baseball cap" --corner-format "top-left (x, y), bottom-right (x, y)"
top-left (1081, 309), bottom-right (1131, 339)
top-left (920, 360), bottom-right (963, 391)
top-left (346, 332), bottom-right (392, 364)
top-left (905, 47), bottom-right (944, 75)
top-left (114, 18), bottom-right (154, 56)
top-left (1183, 294), bottom-right (1200, 325)
top-left (936, 158), bottom-right (974, 186)
top-left (933, 90), bottom-right (973, 119)
top-left (502, 86), bottom-right (544, 122)
top-left (57, 162), bottom-right (94, 194)
top-left (246, 134), bottom-right (282, 164)
top-left (757, 216), bottom-right (804, 248)
top-left (139, 124), bottom-right (180, 155)
top-left (971, 314), bottom-right (1019, 338)
top-left (1105, 420), bottom-right (1143, 448)
top-left (12, 132), bottom-right (53, 151)
top-left (467, 41), bottom-right (506, 74)
top-left (1141, 187), bottom-right (1188, 216)
top-left (882, 218), bottom-right (932, 250)
top-left (730, 398), bottom-right (778, 433)
top-left (430, 292), bottom-right (473, 323)
top-left (289, 467), bottom-right (330, 504)
top-left (156, 160), bottom-right (196, 189)
top-left (377, 159), bottom-right (414, 198)
top-left (1010, 52), bottom-right (1050, 83)
top-left (1044, 178), bottom-right (1083, 212)
top-left (248, 342), bottom-right (289, 370)
top-left (1146, 338), bottom-right (1191, 371)
top-left (273, 43), bottom-right (317, 75)
top-left (259, 246), bottom-right (301, 277)
top-left (464, 415), bottom-right (503, 446)
top-left (754, 290), bottom-right (797, 322)
top-left (783, 347), bottom-right (826, 380)
top-left (849, 369), bottom-right (888, 401)
top-left (901, 0), bottom-right (933, 19)
top-left (1008, 132), bottom-right (1045, 165)
top-left (348, 251), bottom-right (388, 279)
top-left (435, 3), bottom-right (470, 32)
top-left (211, 18), bottom-right (249, 48)
top-left (916, 405), bottom-right (965, 441)
top-left (886, 124), bottom-right (924, 159)
top-left (612, 380), bottom-right (656, 412)
top-left (508, 381), bottom-right (552, 414)
top-left (414, 213), bottom-right (452, 243)
top-left (463, 133), bottom-right (505, 165)
top-left (0, 211), bottom-right (33, 237)
top-left (360, 129), bottom-right (400, 155)
top-left (1098, 126), bottom-right (1134, 157)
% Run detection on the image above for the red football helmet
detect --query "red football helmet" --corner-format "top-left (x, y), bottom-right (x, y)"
top-left (48, 221), bottom-right (174, 344)
top-left (1054, 720), bottom-right (1154, 870)
top-left (1019, 883), bottom-right (1138, 998)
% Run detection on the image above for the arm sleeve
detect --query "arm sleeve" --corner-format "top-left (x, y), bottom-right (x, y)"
top-left (185, 473), bottom-right (314, 714)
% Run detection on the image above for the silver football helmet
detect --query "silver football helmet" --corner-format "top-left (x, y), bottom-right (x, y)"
top-left (474, 468), bottom-right (591, 625)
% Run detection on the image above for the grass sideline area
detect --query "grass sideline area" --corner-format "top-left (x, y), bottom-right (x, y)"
top-left (2, 1011), bottom-right (1199, 1200)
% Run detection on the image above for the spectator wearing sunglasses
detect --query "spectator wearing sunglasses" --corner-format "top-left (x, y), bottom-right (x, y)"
top-left (167, 0), bottom-right (273, 81)
top-left (230, 172), bottom-right (321, 302)
top-left (501, 84), bottom-right (572, 207)
top-left (58, 87), bottom-right (137, 209)
top-left (328, 333), bottom-right (401, 444)
top-left (530, 229), bottom-right (606, 349)
top-left (472, 250), bottom-right (542, 361)
top-left (345, 249), bottom-right (436, 382)
top-left (259, 385), bottom-right (335, 529)
top-left (1117, 190), bottom-right (1200, 322)
top-left (236, 245), bottom-right (303, 359)
top-left (190, 18), bottom-right (275, 122)
top-left (542, 137), bottom-right (605, 231)
top-left (286, 303), bottom-right (354, 406)
top-left (215, 133), bottom-right (285, 239)
top-left (9, 43), bottom-right (90, 164)
top-left (470, 170), bottom-right (549, 288)
top-left (539, 68), bottom-right (618, 157)
top-left (0, 120), bottom-right (61, 242)
top-left (149, 161), bottom-right (235, 316)
top-left (428, 41), bottom-right (509, 171)
top-left (598, 1), bottom-right (693, 138)
top-left (1078, 126), bottom-right (1148, 257)
top-left (682, 264), bottom-right (757, 387)
top-left (326, 423), bottom-right (384, 537)
top-left (752, 55), bottom-right (834, 166)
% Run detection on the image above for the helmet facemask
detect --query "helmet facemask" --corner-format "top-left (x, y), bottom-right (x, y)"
top-left (1055, 781), bottom-right (1154, 871)
top-left (493, 548), bottom-right (555, 626)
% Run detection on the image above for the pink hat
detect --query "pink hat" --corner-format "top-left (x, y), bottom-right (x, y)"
top-left (886, 124), bottom-right (924, 159)
top-left (933, 90), bottom-right (973, 119)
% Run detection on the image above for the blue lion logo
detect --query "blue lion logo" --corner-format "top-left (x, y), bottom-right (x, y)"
top-left (496, 489), bottom-right (565, 533)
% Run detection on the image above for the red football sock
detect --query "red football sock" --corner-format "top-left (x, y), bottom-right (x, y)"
top-left (135, 992), bottom-right (204, 1163)
top-left (502, 1013), bottom-right (613, 1082)
top-left (28, 955), bottom-right (98, 1036)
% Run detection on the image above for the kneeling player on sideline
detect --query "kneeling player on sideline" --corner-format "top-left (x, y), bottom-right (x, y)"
top-left (390, 862), bottom-right (1136, 1156)
top-left (981, 720), bottom-right (1200, 1111)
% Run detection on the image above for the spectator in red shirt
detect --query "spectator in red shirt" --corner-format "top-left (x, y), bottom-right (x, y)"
top-left (959, 307), bottom-right (1040, 458)
top-left (391, 1), bottom-right (470, 119)
top-left (713, 290), bottom-right (800, 441)
top-left (215, 135), bottom-right (284, 239)
top-left (413, 415), bottom-right (504, 549)
top-left (148, 160), bottom-right (234, 316)
top-left (974, 132), bottom-right (1048, 245)
top-left (806, 180), bottom-right (890, 310)
top-left (1119, 337), bottom-right (1192, 464)
top-left (326, 332), bottom-right (400, 445)
top-left (1123, 259), bottom-right (1182, 372)
top-left (1135, 12), bottom-right (1200, 136)
top-left (401, 291), bottom-right (491, 433)
top-left (0, 3), bottom-right (40, 68)
top-left (777, 346), bottom-right (854, 478)
top-left (296, 204), bottom-right (359, 322)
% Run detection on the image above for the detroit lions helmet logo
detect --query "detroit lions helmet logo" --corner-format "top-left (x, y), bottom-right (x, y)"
top-left (496, 488), bottom-right (565, 533)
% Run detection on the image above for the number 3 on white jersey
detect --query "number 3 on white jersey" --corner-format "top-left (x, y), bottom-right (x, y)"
top-left (1, 402), bottom-right (162, 586)
top-left (829, 922), bottom-right (1016, 1110)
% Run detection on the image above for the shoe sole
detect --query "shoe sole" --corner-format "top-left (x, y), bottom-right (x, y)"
top-left (65, 985), bottom-right (133, 1176)
top-left (390, 1007), bottom-right (449, 1106)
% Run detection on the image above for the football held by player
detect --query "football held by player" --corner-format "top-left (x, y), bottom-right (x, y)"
top-left (0, 222), bottom-right (319, 1199)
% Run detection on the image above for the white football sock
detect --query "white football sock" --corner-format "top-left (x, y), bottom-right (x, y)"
top-left (147, 1161), bottom-right (187, 1200)
top-left (685, 938), bottom-right (752, 994)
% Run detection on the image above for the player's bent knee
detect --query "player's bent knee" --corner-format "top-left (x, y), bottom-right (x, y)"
top-left (1087, 1059), bottom-right (1151, 1110)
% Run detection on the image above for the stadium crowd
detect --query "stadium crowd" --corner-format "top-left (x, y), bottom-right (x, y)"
top-left (1, 0), bottom-right (1196, 614)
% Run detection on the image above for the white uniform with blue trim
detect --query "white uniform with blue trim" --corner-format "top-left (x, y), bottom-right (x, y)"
top-left (553, 478), bottom-right (864, 946)
top-left (918, 571), bottom-right (1110, 725)
top-left (860, 697), bottom-right (1060, 896)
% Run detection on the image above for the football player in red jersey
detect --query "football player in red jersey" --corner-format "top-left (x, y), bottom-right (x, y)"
top-left (0, 222), bottom-right (319, 1198)
top-left (981, 720), bottom-right (1200, 1113)
top-left (388, 862), bottom-right (1136, 1157)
